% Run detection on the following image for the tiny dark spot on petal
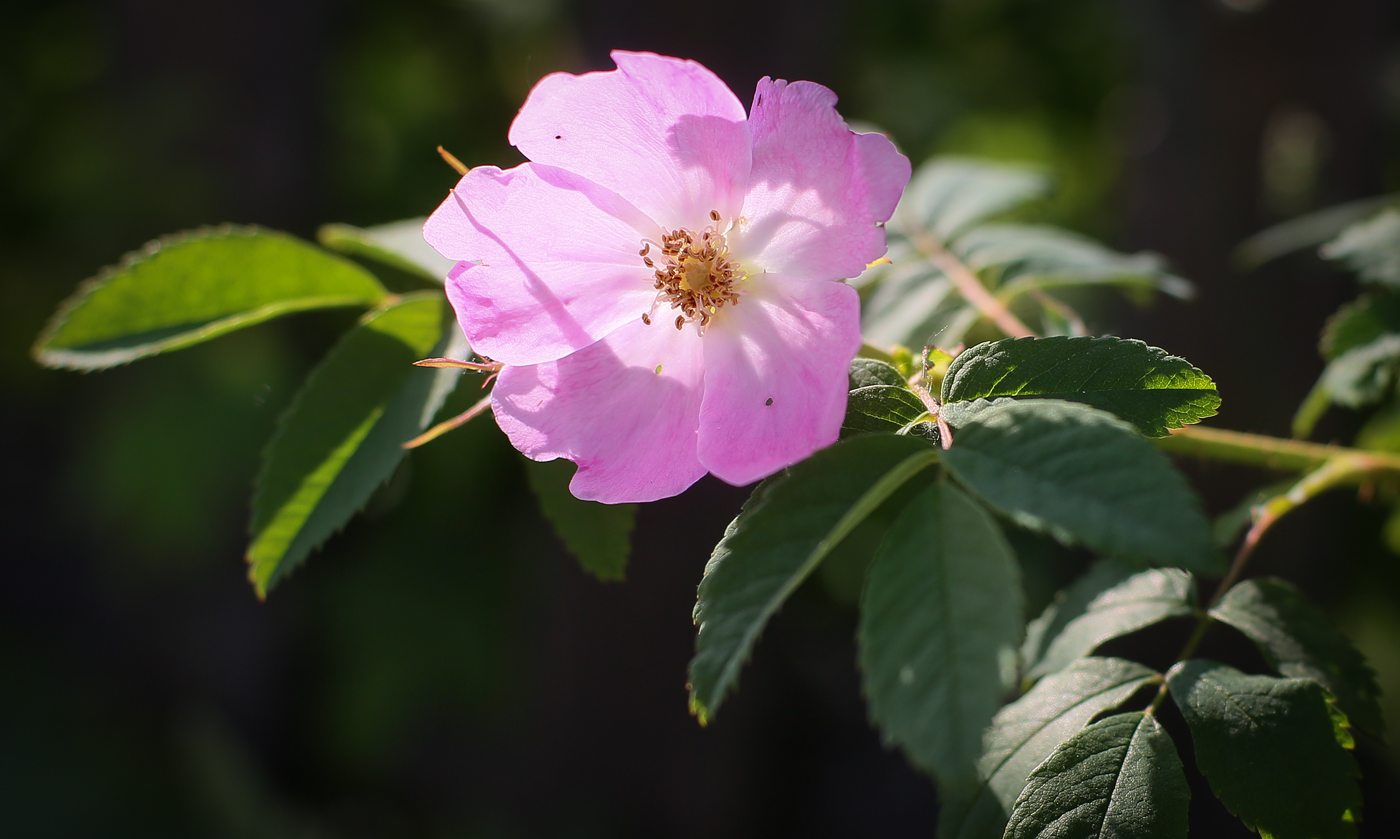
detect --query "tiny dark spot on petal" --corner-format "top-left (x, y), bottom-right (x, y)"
top-left (555, 135), bottom-right (562, 139)
top-left (765, 397), bottom-right (774, 406)
top-left (757, 94), bottom-right (763, 106)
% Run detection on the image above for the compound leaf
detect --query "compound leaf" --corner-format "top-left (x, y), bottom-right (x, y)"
top-left (858, 482), bottom-right (1022, 788)
top-left (689, 435), bottom-right (941, 723)
top-left (952, 225), bottom-right (1192, 300)
top-left (35, 226), bottom-right (388, 370)
top-left (891, 158), bottom-right (1050, 244)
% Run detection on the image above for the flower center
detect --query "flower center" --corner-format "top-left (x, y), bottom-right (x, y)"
top-left (640, 210), bottom-right (746, 331)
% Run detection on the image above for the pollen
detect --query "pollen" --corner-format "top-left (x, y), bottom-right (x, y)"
top-left (643, 211), bottom-right (746, 330)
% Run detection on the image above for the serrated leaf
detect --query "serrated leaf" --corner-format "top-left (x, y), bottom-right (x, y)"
top-left (1323, 208), bottom-right (1400, 286)
top-left (1022, 561), bottom-right (1138, 676)
top-left (34, 226), bottom-right (389, 370)
top-left (1235, 196), bottom-right (1397, 269)
top-left (939, 657), bottom-right (1158, 839)
top-left (1321, 333), bottom-right (1400, 408)
top-left (318, 217), bottom-right (455, 282)
top-left (857, 482), bottom-right (1023, 788)
top-left (952, 224), bottom-right (1193, 301)
top-left (841, 385), bottom-right (934, 439)
top-left (1211, 578), bottom-right (1384, 735)
top-left (689, 435), bottom-right (941, 723)
top-left (1005, 712), bottom-right (1188, 839)
top-left (526, 458), bottom-right (636, 582)
top-left (1026, 567), bottom-right (1194, 679)
top-left (941, 337), bottom-right (1219, 438)
top-left (850, 356), bottom-right (909, 388)
top-left (891, 158), bottom-right (1050, 243)
top-left (941, 399), bottom-right (1222, 573)
top-left (1167, 660), bottom-right (1362, 839)
top-left (248, 293), bottom-right (458, 596)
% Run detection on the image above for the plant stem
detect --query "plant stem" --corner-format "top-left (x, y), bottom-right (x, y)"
top-left (908, 232), bottom-right (1037, 339)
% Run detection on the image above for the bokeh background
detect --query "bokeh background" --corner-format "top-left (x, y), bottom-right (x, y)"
top-left (6, 0), bottom-right (1400, 835)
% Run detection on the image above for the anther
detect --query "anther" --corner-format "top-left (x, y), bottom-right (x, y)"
top-left (709, 210), bottom-right (721, 222)
top-left (641, 313), bottom-right (651, 325)
top-left (675, 315), bottom-right (685, 330)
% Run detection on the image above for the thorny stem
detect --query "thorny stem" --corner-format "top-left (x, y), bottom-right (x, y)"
top-left (907, 231), bottom-right (1036, 339)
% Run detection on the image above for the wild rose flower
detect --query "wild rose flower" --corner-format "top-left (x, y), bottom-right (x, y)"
top-left (424, 51), bottom-right (910, 503)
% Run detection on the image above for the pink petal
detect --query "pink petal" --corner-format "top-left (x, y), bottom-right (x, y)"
top-left (730, 79), bottom-right (911, 281)
top-left (491, 315), bottom-right (708, 503)
top-left (508, 51), bottom-right (751, 230)
top-left (697, 274), bottom-right (862, 486)
top-left (423, 163), bottom-right (661, 367)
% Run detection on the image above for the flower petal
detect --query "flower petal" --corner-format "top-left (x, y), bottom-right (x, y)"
top-left (424, 162), bottom-right (661, 367)
top-left (492, 316), bottom-right (708, 503)
top-left (508, 51), bottom-right (751, 230)
top-left (697, 274), bottom-right (862, 486)
top-left (730, 79), bottom-right (911, 281)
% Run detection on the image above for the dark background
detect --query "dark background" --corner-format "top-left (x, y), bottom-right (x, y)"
top-left (6, 0), bottom-right (1400, 835)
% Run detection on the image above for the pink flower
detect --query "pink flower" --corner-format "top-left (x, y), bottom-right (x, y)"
top-left (424, 52), bottom-right (910, 503)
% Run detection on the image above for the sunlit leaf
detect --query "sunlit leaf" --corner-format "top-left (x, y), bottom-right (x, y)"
top-left (318, 217), bottom-right (456, 282)
top-left (1321, 334), bottom-right (1400, 408)
top-left (247, 293), bottom-right (459, 596)
top-left (938, 657), bottom-right (1158, 839)
top-left (858, 482), bottom-right (1022, 788)
top-left (1235, 196), bottom-right (1396, 269)
top-left (841, 386), bottom-right (934, 439)
top-left (1005, 712), bottom-right (1189, 839)
top-left (689, 435), bottom-right (941, 723)
top-left (526, 458), bottom-right (636, 582)
top-left (34, 226), bottom-right (389, 370)
top-left (1323, 209), bottom-right (1400, 286)
top-left (849, 357), bottom-right (909, 388)
top-left (941, 336), bottom-right (1219, 437)
top-left (941, 399), bottom-right (1222, 573)
top-left (1168, 660), bottom-right (1362, 839)
top-left (1212, 578), bottom-right (1384, 735)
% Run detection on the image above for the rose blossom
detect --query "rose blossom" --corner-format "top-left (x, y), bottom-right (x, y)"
top-left (424, 51), bottom-right (910, 503)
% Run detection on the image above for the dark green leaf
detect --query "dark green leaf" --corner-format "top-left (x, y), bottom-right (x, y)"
top-left (248, 293), bottom-right (458, 596)
top-left (1356, 399), bottom-right (1400, 452)
top-left (1022, 561), bottom-right (1138, 676)
top-left (317, 217), bottom-right (455, 282)
top-left (939, 657), bottom-right (1158, 839)
top-left (951, 225), bottom-right (1193, 300)
top-left (1235, 196), bottom-right (1397, 269)
top-left (689, 435), bottom-right (941, 723)
top-left (850, 356), bottom-right (909, 388)
top-left (857, 482), bottom-right (1023, 788)
top-left (1323, 209), bottom-right (1400, 286)
top-left (841, 385), bottom-right (934, 439)
top-left (1167, 660), bottom-right (1362, 839)
top-left (526, 458), bottom-right (636, 582)
top-left (941, 399), bottom-right (1222, 573)
top-left (1320, 293), bottom-right (1400, 360)
top-left (34, 226), bottom-right (389, 370)
top-left (891, 158), bottom-right (1050, 243)
top-left (1211, 578), bottom-right (1384, 735)
top-left (940, 337), bottom-right (1220, 438)
top-left (1026, 568), bottom-right (1194, 679)
top-left (1005, 712), bottom-right (1189, 839)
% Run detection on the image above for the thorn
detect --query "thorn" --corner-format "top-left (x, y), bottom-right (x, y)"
top-left (437, 145), bottom-right (469, 175)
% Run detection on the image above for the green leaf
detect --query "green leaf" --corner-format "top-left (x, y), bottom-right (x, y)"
top-left (1211, 578), bottom-right (1384, 735)
top-left (850, 356), bottom-right (909, 388)
top-left (689, 435), bottom-right (941, 723)
top-left (1356, 399), bottom-right (1400, 452)
top-left (1167, 660), bottom-right (1362, 839)
top-left (951, 224), bottom-right (1193, 300)
top-left (857, 482), bottom-right (1023, 788)
top-left (1026, 568), bottom-right (1195, 680)
top-left (317, 217), bottom-right (455, 283)
top-left (860, 257), bottom-right (977, 351)
top-left (841, 386), bottom-right (934, 439)
top-left (891, 157), bottom-right (1050, 243)
top-left (940, 337), bottom-right (1220, 438)
top-left (1235, 196), bottom-right (1397, 269)
top-left (1320, 293), bottom-right (1400, 360)
top-left (1321, 334), bottom-right (1400, 408)
top-left (1323, 208), bottom-right (1400, 286)
top-left (940, 399), bottom-right (1222, 573)
top-left (1005, 712), bottom-right (1188, 839)
top-left (938, 657), bottom-right (1158, 839)
top-left (525, 458), bottom-right (636, 582)
top-left (247, 293), bottom-right (458, 596)
top-left (34, 226), bottom-right (389, 370)
top-left (1022, 561), bottom-right (1137, 676)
